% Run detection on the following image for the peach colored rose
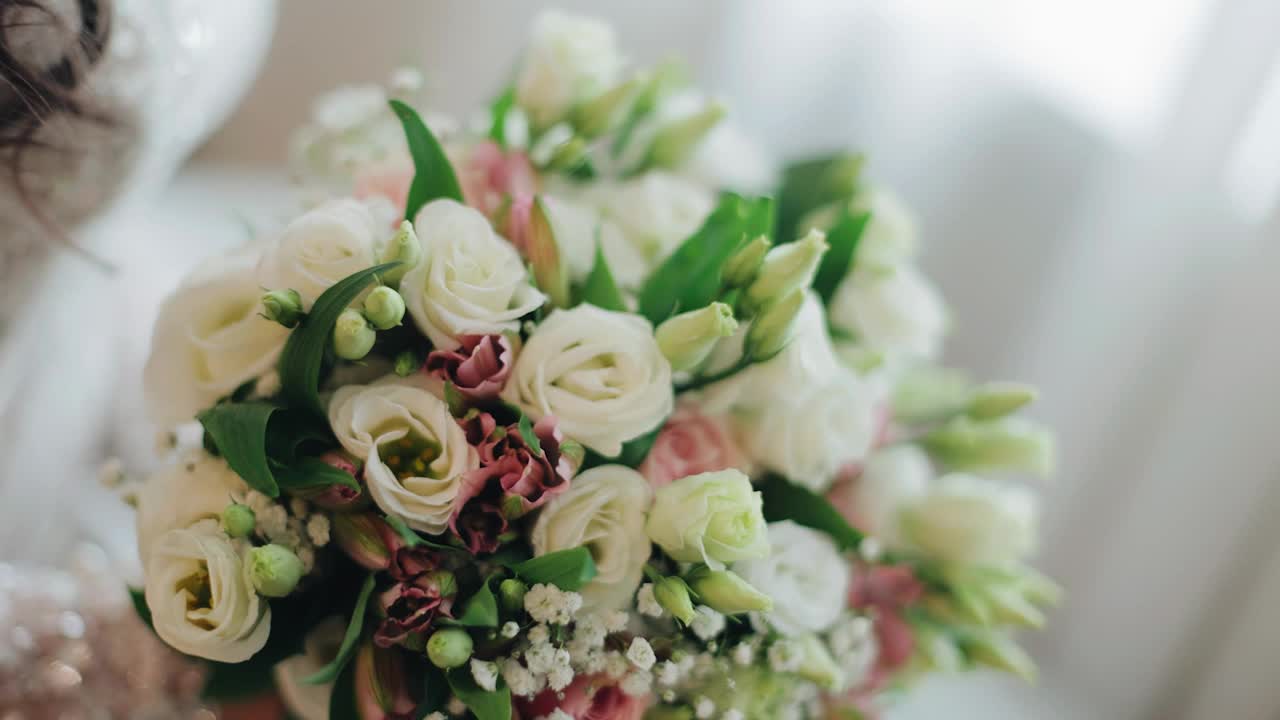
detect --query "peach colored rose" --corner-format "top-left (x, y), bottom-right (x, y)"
top-left (353, 158), bottom-right (414, 215)
top-left (639, 405), bottom-right (748, 489)
top-left (517, 674), bottom-right (651, 720)
top-left (460, 140), bottom-right (538, 217)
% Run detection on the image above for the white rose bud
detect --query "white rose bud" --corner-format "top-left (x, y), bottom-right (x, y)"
top-left (363, 286), bottom-right (407, 330)
top-left (645, 469), bottom-right (769, 569)
top-left (256, 198), bottom-right (380, 309)
top-left (899, 473), bottom-right (1038, 567)
top-left (333, 308), bottom-right (376, 360)
top-left (744, 289), bottom-right (806, 363)
top-left (516, 10), bottom-right (623, 129)
top-left (744, 229), bottom-right (828, 311)
top-left (722, 236), bottom-right (771, 289)
top-left (655, 302), bottom-right (738, 371)
top-left (735, 521), bottom-right (850, 637)
top-left (922, 416), bottom-right (1054, 477)
top-left (144, 246), bottom-right (290, 427)
top-left (531, 465), bottom-right (652, 610)
top-left (248, 544), bottom-right (305, 597)
top-left (644, 101), bottom-right (726, 170)
top-left (144, 522), bottom-right (271, 663)
top-left (401, 199), bottom-right (545, 350)
top-left (260, 288), bottom-right (304, 328)
top-left (503, 304), bottom-right (673, 457)
top-left (329, 375), bottom-right (479, 534)
top-left (378, 220), bottom-right (422, 285)
top-left (685, 567), bottom-right (773, 615)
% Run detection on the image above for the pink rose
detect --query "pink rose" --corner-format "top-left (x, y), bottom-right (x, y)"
top-left (353, 158), bottom-right (414, 217)
top-left (426, 334), bottom-right (515, 401)
top-left (503, 192), bottom-right (536, 255)
top-left (639, 405), bottom-right (749, 489)
top-left (459, 140), bottom-right (538, 217)
top-left (847, 564), bottom-right (924, 692)
top-left (517, 675), bottom-right (651, 720)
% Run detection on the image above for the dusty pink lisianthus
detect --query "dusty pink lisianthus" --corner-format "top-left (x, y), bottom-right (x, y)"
top-left (459, 140), bottom-right (538, 217)
top-left (425, 334), bottom-right (515, 401)
top-left (639, 405), bottom-right (749, 489)
top-left (353, 158), bottom-right (414, 217)
top-left (848, 564), bottom-right (924, 690)
top-left (517, 674), bottom-right (651, 720)
top-left (373, 571), bottom-right (454, 648)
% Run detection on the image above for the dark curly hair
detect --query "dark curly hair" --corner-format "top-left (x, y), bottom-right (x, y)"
top-left (0, 0), bottom-right (113, 256)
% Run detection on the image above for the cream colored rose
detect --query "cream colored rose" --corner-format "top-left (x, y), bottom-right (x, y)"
top-left (734, 521), bottom-right (850, 637)
top-left (829, 262), bottom-right (947, 360)
top-left (530, 465), bottom-right (651, 610)
top-left (538, 193), bottom-right (646, 288)
top-left (401, 199), bottom-right (545, 350)
top-left (587, 172), bottom-right (714, 268)
top-left (645, 469), bottom-right (769, 569)
top-left (135, 451), bottom-right (247, 570)
top-left (516, 9), bottom-right (623, 129)
top-left (256, 198), bottom-right (380, 309)
top-left (144, 520), bottom-right (271, 663)
top-left (900, 473), bottom-right (1038, 567)
top-left (502, 304), bottom-right (673, 457)
top-left (144, 245), bottom-right (290, 427)
top-left (328, 374), bottom-right (478, 535)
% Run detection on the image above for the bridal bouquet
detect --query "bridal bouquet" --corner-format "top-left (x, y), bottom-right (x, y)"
top-left (129, 10), bottom-right (1057, 720)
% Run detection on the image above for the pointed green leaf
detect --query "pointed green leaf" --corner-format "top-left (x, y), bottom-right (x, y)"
top-left (812, 210), bottom-right (871, 305)
top-left (517, 413), bottom-right (543, 456)
top-left (278, 263), bottom-right (400, 417)
top-left (197, 402), bottom-right (280, 497)
top-left (304, 574), bottom-right (377, 685)
top-left (454, 578), bottom-right (499, 628)
top-left (275, 456), bottom-right (359, 492)
top-left (389, 99), bottom-right (464, 219)
top-left (488, 86), bottom-right (516, 146)
top-left (578, 239), bottom-right (627, 311)
top-left (509, 546), bottom-right (597, 591)
top-left (328, 652), bottom-right (360, 720)
top-left (447, 667), bottom-right (512, 720)
top-left (776, 152), bottom-right (864, 245)
top-left (759, 474), bottom-right (864, 551)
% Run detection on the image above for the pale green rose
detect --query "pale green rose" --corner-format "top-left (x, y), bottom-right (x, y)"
top-left (645, 469), bottom-right (769, 569)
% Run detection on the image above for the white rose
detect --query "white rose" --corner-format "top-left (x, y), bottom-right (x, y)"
top-left (735, 521), bottom-right (850, 637)
top-left (516, 9), bottom-right (623, 129)
top-left (144, 245), bottom-right (290, 427)
top-left (401, 199), bottom-right (545, 350)
top-left (328, 374), bottom-right (478, 534)
top-left (587, 172), bottom-right (714, 268)
top-left (144, 520), bottom-right (270, 663)
top-left (539, 193), bottom-right (646, 288)
top-left (645, 469), bottom-right (770, 568)
top-left (700, 295), bottom-right (881, 490)
top-left (502, 304), bottom-right (673, 457)
top-left (256, 198), bottom-right (380, 308)
top-left (680, 121), bottom-right (778, 195)
top-left (135, 452), bottom-right (247, 570)
top-left (839, 445), bottom-right (932, 548)
top-left (900, 473), bottom-right (1038, 567)
top-left (829, 262), bottom-right (947, 360)
top-left (530, 465), bottom-right (651, 610)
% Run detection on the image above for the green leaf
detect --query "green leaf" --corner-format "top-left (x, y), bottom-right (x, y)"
top-left (198, 402), bottom-right (280, 497)
top-left (509, 547), bottom-right (597, 591)
top-left (454, 578), bottom-right (500, 627)
top-left (203, 657), bottom-right (280, 700)
top-left (275, 456), bottom-right (359, 492)
top-left (129, 587), bottom-right (152, 630)
top-left (266, 412), bottom-right (336, 464)
top-left (637, 194), bottom-right (774, 324)
top-left (415, 666), bottom-right (450, 719)
top-left (517, 413), bottom-right (543, 456)
top-left (488, 86), bottom-right (516, 146)
top-left (390, 99), bottom-right (464, 220)
top-left (278, 263), bottom-right (400, 417)
top-left (812, 210), bottom-right (871, 305)
top-left (577, 239), bottom-right (627, 311)
top-left (384, 514), bottom-right (460, 553)
top-left (304, 574), bottom-right (377, 685)
top-left (328, 652), bottom-right (360, 720)
top-left (447, 667), bottom-right (512, 720)
top-left (776, 152), bottom-right (864, 244)
top-left (759, 474), bottom-right (864, 552)
top-left (581, 423), bottom-right (663, 470)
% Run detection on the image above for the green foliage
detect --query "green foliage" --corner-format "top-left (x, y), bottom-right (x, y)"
top-left (508, 546), bottom-right (597, 591)
top-left (577, 241), bottom-right (627, 312)
top-left (389, 99), bottom-right (464, 219)
top-left (812, 210), bottom-right (871, 305)
top-left (197, 402), bottom-right (280, 497)
top-left (304, 574), bottom-right (377, 685)
top-left (447, 667), bottom-right (512, 720)
top-left (454, 578), bottom-right (500, 628)
top-left (758, 474), bottom-right (864, 551)
top-left (775, 152), bottom-right (863, 244)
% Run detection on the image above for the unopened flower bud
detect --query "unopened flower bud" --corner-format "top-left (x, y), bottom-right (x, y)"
top-left (794, 634), bottom-right (845, 691)
top-left (922, 417), bottom-right (1055, 477)
top-left (685, 567), bottom-right (772, 615)
top-left (261, 288), bottom-right (304, 328)
top-left (645, 101), bottom-right (726, 170)
top-left (394, 350), bottom-right (420, 377)
top-left (334, 309), bottom-right (377, 360)
top-left (744, 229), bottom-right (828, 310)
top-left (363, 286), bottom-right (406, 330)
top-left (744, 289), bottom-right (805, 362)
top-left (572, 76), bottom-right (641, 138)
top-left (426, 628), bottom-right (474, 669)
top-left (498, 578), bottom-right (528, 614)
top-left (331, 513), bottom-right (394, 571)
top-left (655, 302), bottom-right (738, 371)
top-left (965, 632), bottom-right (1037, 683)
top-left (652, 576), bottom-right (696, 625)
top-left (220, 503), bottom-right (255, 539)
top-left (722, 236), bottom-right (771, 289)
top-left (248, 544), bottom-right (305, 598)
top-left (546, 136), bottom-right (589, 172)
top-left (378, 220), bottom-right (421, 285)
top-left (967, 382), bottom-right (1038, 420)
top-left (426, 569), bottom-right (458, 598)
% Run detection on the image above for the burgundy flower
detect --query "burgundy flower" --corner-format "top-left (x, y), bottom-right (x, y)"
top-left (374, 573), bottom-right (454, 648)
top-left (452, 502), bottom-right (509, 555)
top-left (456, 409), bottom-right (499, 447)
top-left (456, 415), bottom-right (576, 521)
top-left (388, 544), bottom-right (441, 582)
top-left (426, 335), bottom-right (515, 401)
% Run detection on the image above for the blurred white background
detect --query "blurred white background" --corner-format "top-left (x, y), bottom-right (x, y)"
top-left (12, 1), bottom-right (1280, 718)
